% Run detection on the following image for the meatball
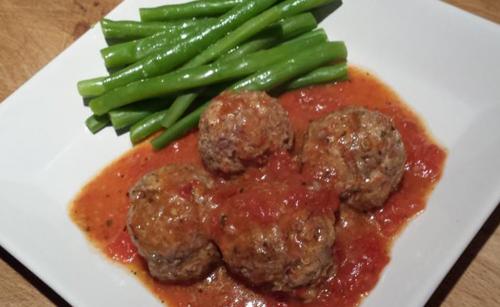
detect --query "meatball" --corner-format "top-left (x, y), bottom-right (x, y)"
top-left (220, 209), bottom-right (335, 293)
top-left (198, 90), bottom-right (293, 174)
top-left (127, 164), bottom-right (220, 282)
top-left (211, 173), bottom-right (337, 293)
top-left (302, 107), bottom-right (406, 210)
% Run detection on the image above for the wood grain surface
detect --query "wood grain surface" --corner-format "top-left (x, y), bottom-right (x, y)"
top-left (0, 0), bottom-right (498, 306)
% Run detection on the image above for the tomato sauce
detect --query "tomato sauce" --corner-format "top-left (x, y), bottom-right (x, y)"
top-left (208, 151), bottom-right (338, 229)
top-left (70, 67), bottom-right (446, 306)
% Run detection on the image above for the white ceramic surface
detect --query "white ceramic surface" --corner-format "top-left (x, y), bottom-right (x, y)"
top-left (1, 0), bottom-right (499, 306)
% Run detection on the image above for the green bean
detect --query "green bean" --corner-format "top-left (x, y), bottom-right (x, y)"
top-left (159, 93), bottom-right (199, 130)
top-left (100, 18), bottom-right (215, 40)
top-left (101, 12), bottom-right (315, 71)
top-left (219, 12), bottom-right (317, 63)
top-left (160, 0), bottom-right (332, 128)
top-left (286, 62), bottom-right (348, 89)
top-left (152, 40), bottom-right (347, 149)
top-left (85, 114), bottom-right (109, 134)
top-left (151, 103), bottom-right (208, 150)
top-left (78, 76), bottom-right (105, 98)
top-left (219, 36), bottom-right (278, 63)
top-left (129, 109), bottom-right (170, 144)
top-left (233, 41), bottom-right (347, 90)
top-left (78, 0), bottom-right (276, 97)
top-left (278, 12), bottom-right (317, 38)
top-left (100, 20), bottom-right (217, 69)
top-left (188, 0), bottom-right (333, 68)
top-left (108, 98), bottom-right (170, 130)
top-left (89, 30), bottom-right (328, 115)
top-left (140, 0), bottom-right (244, 21)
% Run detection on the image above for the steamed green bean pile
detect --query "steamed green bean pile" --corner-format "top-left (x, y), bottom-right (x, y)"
top-left (78, 0), bottom-right (348, 150)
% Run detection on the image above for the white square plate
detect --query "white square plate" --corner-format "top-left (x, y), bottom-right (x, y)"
top-left (1, 0), bottom-right (499, 306)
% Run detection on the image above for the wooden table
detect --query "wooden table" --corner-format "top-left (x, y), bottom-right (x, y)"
top-left (0, 0), bottom-right (498, 306)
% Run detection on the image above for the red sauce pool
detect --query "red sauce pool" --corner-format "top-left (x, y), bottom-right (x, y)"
top-left (70, 67), bottom-right (446, 306)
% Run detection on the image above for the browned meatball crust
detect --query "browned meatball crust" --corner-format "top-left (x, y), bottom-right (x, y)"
top-left (220, 210), bottom-right (335, 293)
top-left (302, 107), bottom-right (406, 210)
top-left (127, 164), bottom-right (220, 282)
top-left (198, 91), bottom-right (293, 174)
